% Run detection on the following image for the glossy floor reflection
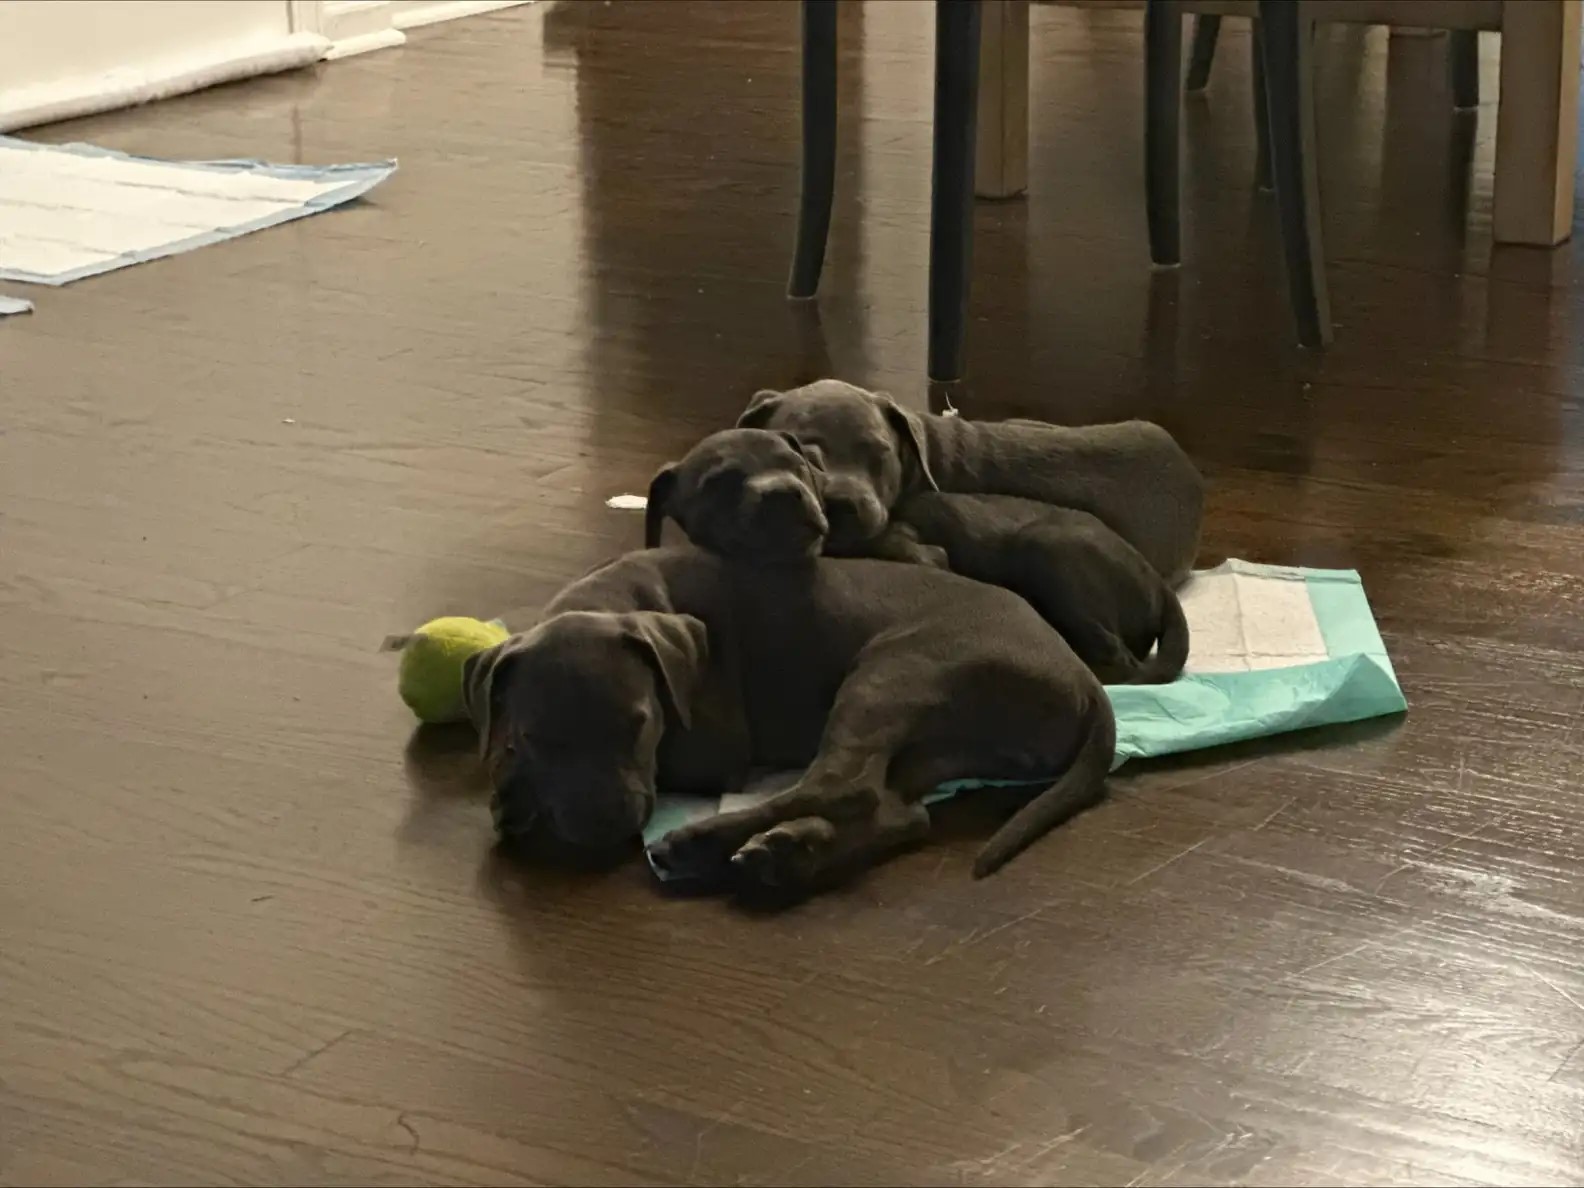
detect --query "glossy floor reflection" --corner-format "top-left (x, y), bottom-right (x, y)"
top-left (4, 3), bottom-right (1584, 1184)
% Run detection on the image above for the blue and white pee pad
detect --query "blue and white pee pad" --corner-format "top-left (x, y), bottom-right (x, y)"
top-left (641, 560), bottom-right (1406, 874)
top-left (0, 135), bottom-right (395, 286)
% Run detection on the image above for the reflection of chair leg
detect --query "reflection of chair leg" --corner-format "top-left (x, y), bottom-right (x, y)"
top-left (1251, 19), bottom-right (1273, 191)
top-left (1259, 1), bottom-right (1330, 348)
top-left (928, 0), bottom-right (982, 384)
top-left (788, 0), bottom-right (838, 299)
top-left (1185, 14), bottom-right (1220, 92)
top-left (1449, 29), bottom-right (1479, 111)
top-left (1144, 0), bottom-right (1182, 267)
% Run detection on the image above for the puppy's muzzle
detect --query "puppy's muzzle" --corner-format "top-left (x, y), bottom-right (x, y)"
top-left (822, 483), bottom-right (888, 549)
top-left (547, 782), bottom-right (653, 850)
top-left (744, 474), bottom-right (828, 552)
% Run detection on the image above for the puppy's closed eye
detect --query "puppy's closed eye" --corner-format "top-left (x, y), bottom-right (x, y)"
top-left (797, 441), bottom-right (828, 470)
top-left (701, 467), bottom-right (746, 496)
top-left (854, 436), bottom-right (890, 466)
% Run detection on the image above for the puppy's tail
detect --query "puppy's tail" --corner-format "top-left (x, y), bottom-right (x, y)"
top-left (1131, 585), bottom-right (1189, 684)
top-left (973, 702), bottom-right (1115, 878)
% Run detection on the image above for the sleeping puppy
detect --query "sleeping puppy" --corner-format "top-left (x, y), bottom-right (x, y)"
top-left (642, 428), bottom-right (830, 565)
top-left (642, 427), bottom-right (946, 569)
top-left (736, 378), bottom-right (1205, 585)
top-left (646, 429), bottom-right (1189, 685)
top-left (898, 492), bottom-right (1188, 685)
top-left (464, 547), bottom-right (1116, 891)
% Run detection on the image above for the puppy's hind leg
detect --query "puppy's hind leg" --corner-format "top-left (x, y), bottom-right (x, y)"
top-left (1130, 583), bottom-right (1189, 684)
top-left (1054, 619), bottom-right (1154, 685)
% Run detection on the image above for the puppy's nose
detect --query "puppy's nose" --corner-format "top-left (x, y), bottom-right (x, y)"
top-left (751, 481), bottom-right (826, 537)
top-left (825, 495), bottom-right (863, 536)
top-left (757, 485), bottom-right (804, 523)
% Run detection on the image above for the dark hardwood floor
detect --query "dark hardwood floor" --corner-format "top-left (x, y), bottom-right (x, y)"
top-left (5, 3), bottom-right (1584, 1183)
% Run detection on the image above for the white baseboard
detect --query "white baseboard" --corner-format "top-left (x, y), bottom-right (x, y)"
top-left (322, 27), bottom-right (409, 60)
top-left (0, 31), bottom-right (330, 133)
top-left (323, 0), bottom-right (529, 58)
top-left (393, 0), bottom-right (527, 31)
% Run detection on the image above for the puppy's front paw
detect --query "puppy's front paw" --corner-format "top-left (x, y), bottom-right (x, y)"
top-left (731, 817), bottom-right (837, 889)
top-left (915, 543), bottom-right (950, 570)
top-left (649, 820), bottom-right (742, 880)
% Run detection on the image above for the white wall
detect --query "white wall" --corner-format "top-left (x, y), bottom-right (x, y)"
top-left (0, 1), bottom-right (322, 131)
top-left (0, 0), bottom-right (527, 132)
top-left (0, 2), bottom-right (297, 91)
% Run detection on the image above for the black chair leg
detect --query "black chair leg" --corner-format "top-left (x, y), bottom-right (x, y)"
top-left (1144, 0), bottom-right (1182, 267)
top-left (788, 0), bottom-right (839, 299)
top-left (1185, 14), bottom-right (1221, 92)
top-left (1450, 29), bottom-right (1479, 110)
top-left (928, 0), bottom-right (981, 384)
top-left (1258, 0), bottom-right (1331, 348)
top-left (1251, 19), bottom-right (1274, 190)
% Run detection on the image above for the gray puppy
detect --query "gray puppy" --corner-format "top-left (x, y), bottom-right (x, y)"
top-left (646, 429), bottom-right (1189, 685)
top-left (736, 378), bottom-right (1205, 585)
top-left (897, 492), bottom-right (1188, 685)
top-left (462, 547), bottom-right (1115, 890)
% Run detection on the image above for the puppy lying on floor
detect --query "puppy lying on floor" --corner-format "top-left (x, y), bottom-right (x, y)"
top-left (462, 547), bottom-right (1114, 893)
top-left (645, 429), bottom-right (1189, 685)
top-left (897, 492), bottom-right (1188, 684)
top-left (736, 378), bottom-right (1205, 586)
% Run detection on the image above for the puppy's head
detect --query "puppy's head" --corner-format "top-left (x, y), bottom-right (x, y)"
top-left (736, 379), bottom-right (937, 551)
top-left (461, 610), bottom-right (707, 851)
top-left (645, 428), bottom-right (829, 564)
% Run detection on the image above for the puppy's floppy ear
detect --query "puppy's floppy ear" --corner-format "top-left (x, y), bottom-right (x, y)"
top-left (644, 464), bottom-right (679, 548)
top-left (737, 388), bottom-right (786, 429)
top-left (776, 430), bottom-right (828, 496)
top-left (876, 394), bottom-right (939, 492)
top-left (461, 640), bottom-right (512, 757)
top-left (621, 611), bottom-right (708, 730)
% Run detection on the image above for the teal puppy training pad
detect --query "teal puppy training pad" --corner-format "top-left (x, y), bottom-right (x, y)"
top-left (1107, 560), bottom-right (1402, 766)
top-left (643, 561), bottom-right (1406, 874)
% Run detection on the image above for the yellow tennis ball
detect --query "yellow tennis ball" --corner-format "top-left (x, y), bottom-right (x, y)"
top-left (387, 616), bottom-right (510, 724)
